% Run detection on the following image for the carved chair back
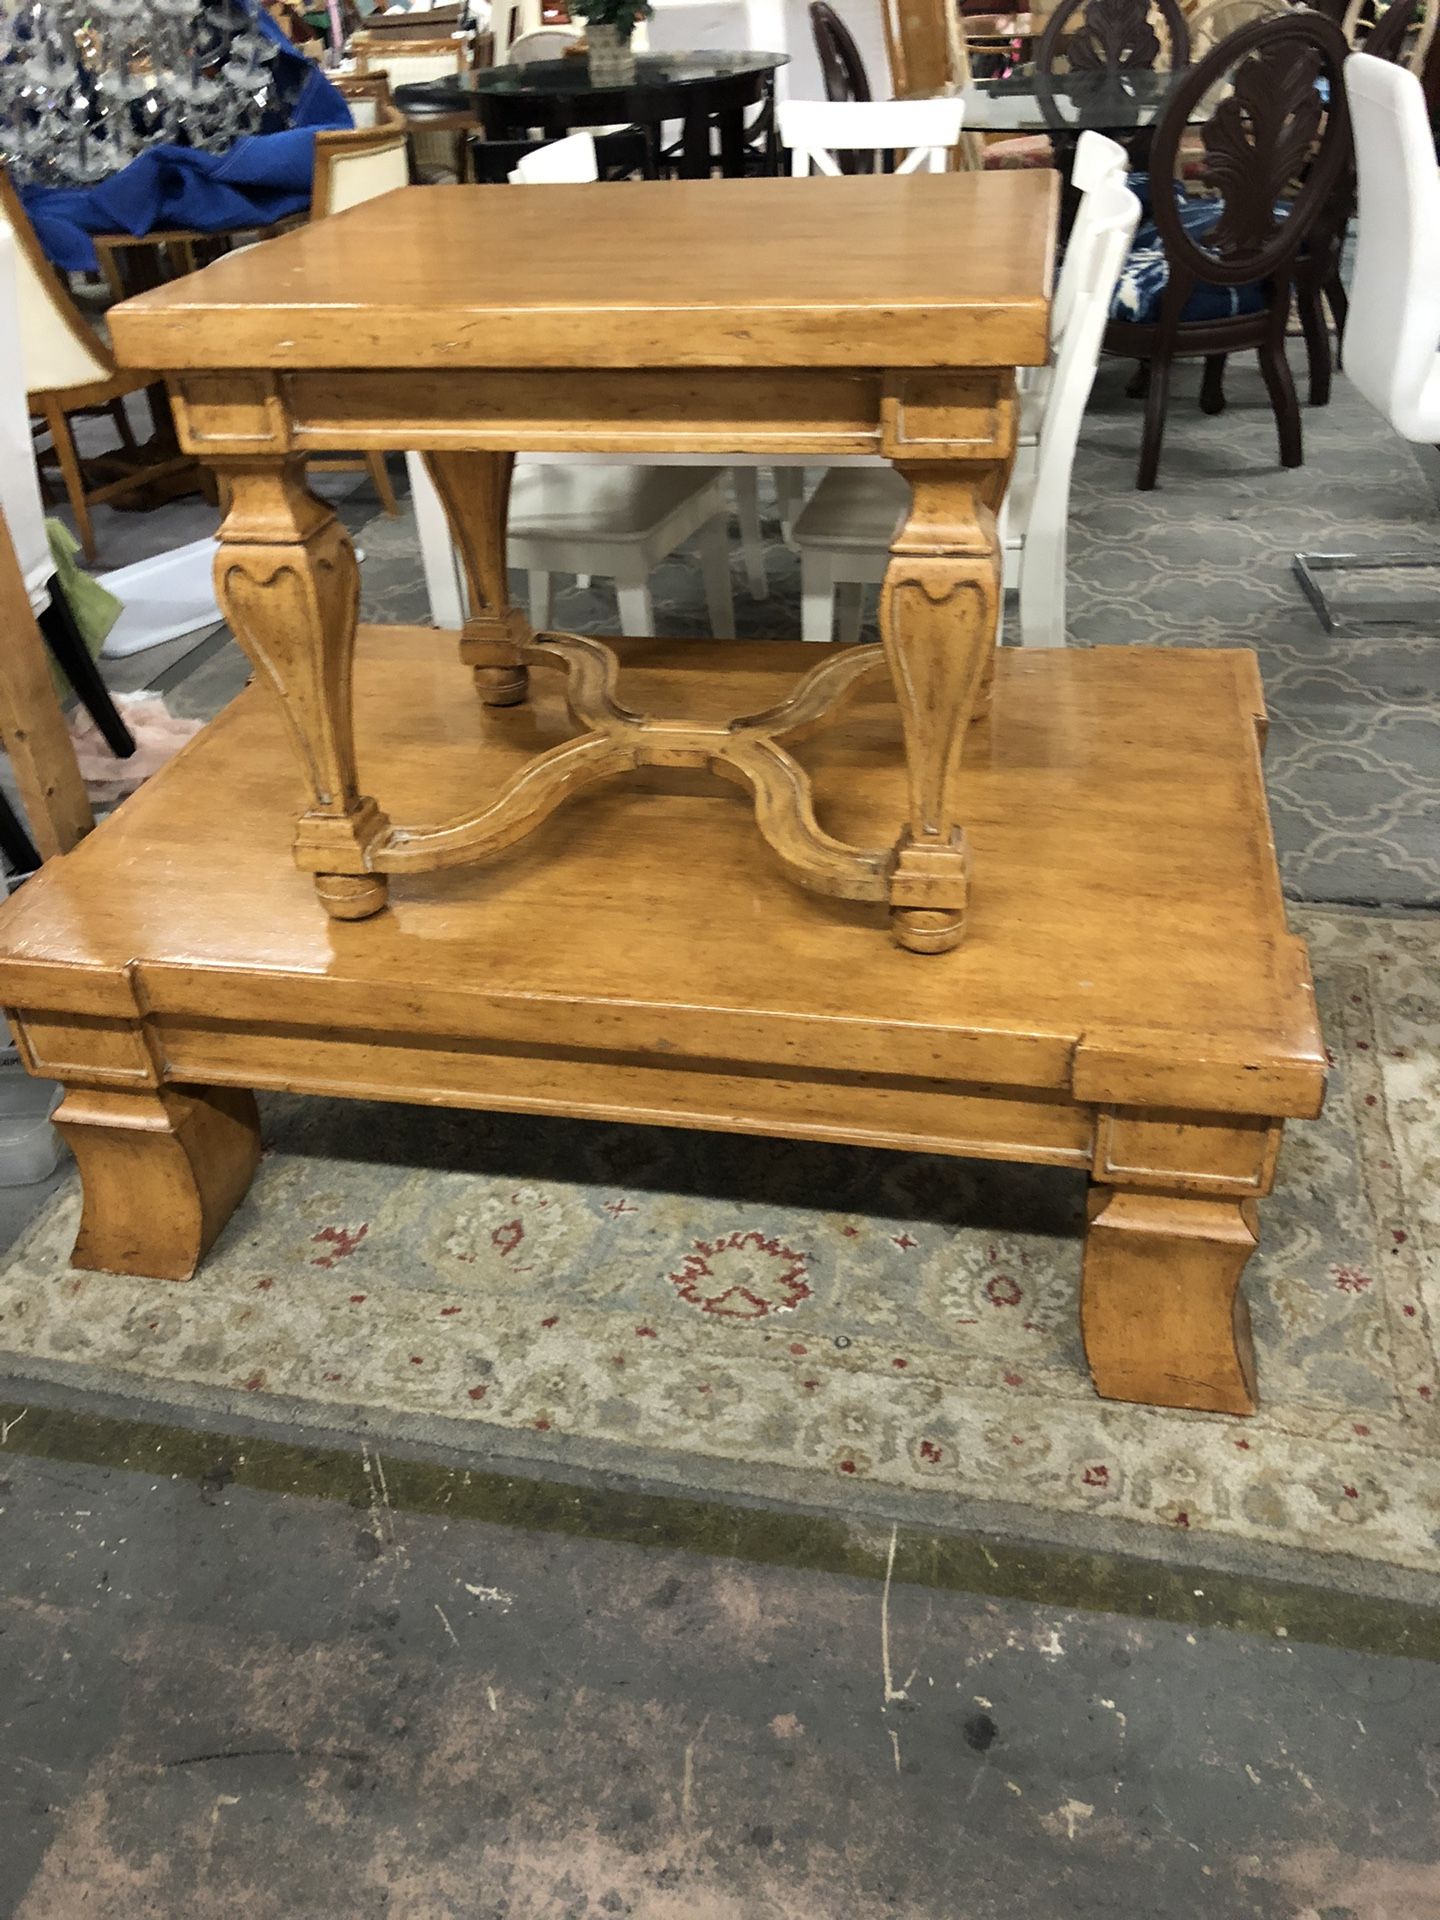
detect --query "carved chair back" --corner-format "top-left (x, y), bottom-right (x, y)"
top-left (1352, 0), bottom-right (1427, 66)
top-left (1145, 8), bottom-right (1350, 323)
top-left (809, 1), bottom-right (873, 100)
top-left (1186, 0), bottom-right (1288, 61)
top-left (1036, 0), bottom-right (1191, 77)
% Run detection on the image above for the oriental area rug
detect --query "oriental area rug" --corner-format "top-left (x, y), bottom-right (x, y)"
top-left (0, 907), bottom-right (1435, 1590)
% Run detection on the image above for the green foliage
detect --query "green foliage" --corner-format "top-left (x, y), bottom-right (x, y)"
top-left (569, 0), bottom-right (652, 31)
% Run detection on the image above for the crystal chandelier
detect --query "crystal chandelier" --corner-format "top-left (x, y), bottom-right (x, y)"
top-left (0, 0), bottom-right (285, 188)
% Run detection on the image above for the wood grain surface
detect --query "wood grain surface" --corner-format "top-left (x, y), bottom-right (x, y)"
top-left (107, 175), bottom-right (1058, 372)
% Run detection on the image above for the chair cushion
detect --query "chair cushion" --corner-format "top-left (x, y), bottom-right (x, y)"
top-left (792, 468), bottom-right (909, 553)
top-left (510, 462), bottom-right (727, 543)
top-left (1109, 194), bottom-right (1268, 328)
top-left (983, 135), bottom-right (1054, 169)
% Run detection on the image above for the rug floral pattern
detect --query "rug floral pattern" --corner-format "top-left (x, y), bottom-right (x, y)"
top-left (0, 908), bottom-right (1436, 1577)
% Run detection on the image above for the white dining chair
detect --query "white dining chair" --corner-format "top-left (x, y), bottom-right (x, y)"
top-left (507, 24), bottom-right (583, 63)
top-left (1027, 131), bottom-right (1129, 406)
top-left (0, 228), bottom-right (53, 630)
top-left (353, 33), bottom-right (470, 178)
top-left (494, 0), bottom-right (543, 59)
top-left (792, 176), bottom-right (1142, 649)
top-left (0, 166), bottom-right (191, 564)
top-left (507, 130), bottom-right (599, 181)
top-left (1293, 53), bottom-right (1440, 631)
top-left (311, 112), bottom-right (412, 218)
top-left (307, 115), bottom-right (413, 516)
top-left (778, 95), bottom-right (967, 174)
top-left (411, 130), bottom-right (738, 638)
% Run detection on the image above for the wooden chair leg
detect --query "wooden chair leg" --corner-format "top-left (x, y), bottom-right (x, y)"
top-left (1135, 350), bottom-right (1173, 491)
top-left (835, 579), bottom-right (865, 645)
top-left (696, 513), bottom-right (736, 639)
top-left (42, 400), bottom-right (97, 563)
top-left (731, 467), bottom-right (768, 601)
top-left (1125, 360), bottom-right (1150, 399)
top-left (0, 514), bottom-right (93, 859)
top-left (615, 574), bottom-right (657, 638)
top-left (1296, 282), bottom-right (1333, 408)
top-left (1199, 354), bottom-right (1227, 416)
top-left (38, 589), bottom-right (136, 760)
top-left (365, 450), bottom-right (401, 517)
top-left (800, 550), bottom-right (835, 643)
top-left (1327, 271), bottom-right (1348, 370)
top-left (107, 397), bottom-right (138, 455)
top-left (527, 568), bottom-right (553, 630)
top-left (0, 791), bottom-right (40, 874)
top-left (1258, 336), bottom-right (1303, 469)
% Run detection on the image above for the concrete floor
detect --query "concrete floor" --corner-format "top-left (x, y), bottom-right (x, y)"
top-left (1, 1418), bottom-right (1438, 1920)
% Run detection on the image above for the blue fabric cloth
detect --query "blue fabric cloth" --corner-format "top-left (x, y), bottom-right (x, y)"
top-left (1109, 188), bottom-right (1268, 328)
top-left (19, 7), bottom-right (351, 272)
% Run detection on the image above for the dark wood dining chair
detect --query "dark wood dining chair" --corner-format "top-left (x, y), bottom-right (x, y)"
top-left (810, 1), bottom-right (873, 101)
top-left (1102, 7), bottom-right (1352, 489)
top-left (1036, 0), bottom-right (1190, 76)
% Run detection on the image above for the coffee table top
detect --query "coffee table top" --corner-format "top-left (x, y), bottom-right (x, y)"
top-left (0, 630), bottom-right (1324, 1120)
top-left (107, 173), bottom-right (1057, 372)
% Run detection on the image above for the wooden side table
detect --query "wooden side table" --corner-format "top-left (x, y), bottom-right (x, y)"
top-left (0, 629), bottom-right (1325, 1416)
top-left (108, 172), bottom-right (1057, 955)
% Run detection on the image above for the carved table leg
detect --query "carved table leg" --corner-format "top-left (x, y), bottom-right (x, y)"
top-left (55, 1084), bottom-right (262, 1282)
top-left (424, 451), bottom-right (533, 707)
top-left (1081, 1189), bottom-right (1260, 1416)
top-left (880, 460), bottom-right (1004, 954)
top-left (214, 458), bottom-right (389, 920)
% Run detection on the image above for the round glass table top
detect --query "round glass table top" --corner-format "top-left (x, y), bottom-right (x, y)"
top-left (472, 48), bottom-right (789, 97)
top-left (959, 67), bottom-right (1193, 132)
top-left (395, 48), bottom-right (787, 116)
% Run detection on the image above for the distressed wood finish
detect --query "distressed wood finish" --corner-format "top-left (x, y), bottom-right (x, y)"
top-left (107, 177), bottom-right (1055, 373)
top-left (0, 629), bottom-right (1325, 1415)
top-left (423, 450), bottom-right (531, 708)
top-left (211, 456), bottom-right (390, 919)
top-left (108, 175), bottom-right (1056, 939)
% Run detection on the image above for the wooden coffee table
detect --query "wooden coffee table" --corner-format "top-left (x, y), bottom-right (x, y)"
top-left (108, 172), bottom-right (1056, 956)
top-left (0, 629), bottom-right (1324, 1417)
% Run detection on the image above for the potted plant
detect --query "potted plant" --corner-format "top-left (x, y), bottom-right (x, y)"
top-left (570, 0), bottom-right (650, 85)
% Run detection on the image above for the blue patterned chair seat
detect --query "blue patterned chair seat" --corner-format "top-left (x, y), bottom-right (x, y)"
top-left (1109, 191), bottom-right (1270, 328)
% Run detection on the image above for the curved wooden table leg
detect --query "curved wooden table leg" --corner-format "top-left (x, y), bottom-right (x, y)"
top-left (424, 451), bottom-right (533, 707)
top-left (55, 1085), bottom-right (262, 1282)
top-left (1081, 1188), bottom-right (1259, 1416)
top-left (880, 460), bottom-right (1003, 955)
top-left (213, 457), bottom-right (389, 921)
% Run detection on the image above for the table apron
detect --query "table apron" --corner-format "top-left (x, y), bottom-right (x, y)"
top-left (169, 368), bottom-right (1020, 462)
top-left (7, 999), bottom-right (1292, 1194)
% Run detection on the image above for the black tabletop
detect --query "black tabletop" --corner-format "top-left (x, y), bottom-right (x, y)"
top-left (959, 67), bottom-right (1195, 133)
top-left (396, 48), bottom-right (787, 117)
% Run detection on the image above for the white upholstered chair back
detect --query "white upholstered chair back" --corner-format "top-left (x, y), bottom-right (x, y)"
top-left (352, 35), bottom-right (469, 85)
top-left (0, 228), bottom-right (53, 614)
top-left (507, 24), bottom-right (583, 61)
top-left (1343, 52), bottom-right (1440, 441)
top-left (508, 131), bottom-right (600, 182)
top-left (312, 121), bottom-right (412, 217)
top-left (0, 168), bottom-right (113, 399)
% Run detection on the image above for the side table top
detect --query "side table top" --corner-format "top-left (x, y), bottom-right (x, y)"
top-left (106, 175), bottom-right (1057, 373)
